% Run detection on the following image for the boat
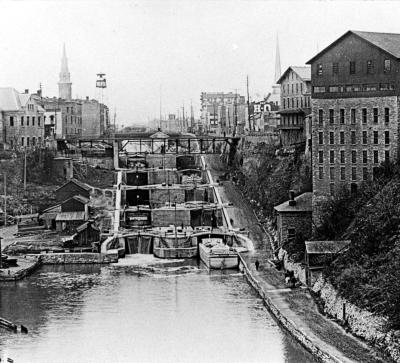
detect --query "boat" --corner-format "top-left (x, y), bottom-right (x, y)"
top-left (199, 238), bottom-right (238, 269)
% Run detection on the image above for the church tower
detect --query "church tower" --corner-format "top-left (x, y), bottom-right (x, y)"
top-left (58, 44), bottom-right (72, 100)
top-left (270, 34), bottom-right (281, 106)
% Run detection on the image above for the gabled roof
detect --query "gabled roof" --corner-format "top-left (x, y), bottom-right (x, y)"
top-left (150, 131), bottom-right (170, 139)
top-left (307, 30), bottom-right (400, 64)
top-left (0, 88), bottom-right (23, 111)
top-left (61, 195), bottom-right (90, 206)
top-left (277, 66), bottom-right (311, 84)
top-left (56, 211), bottom-right (86, 221)
top-left (55, 178), bottom-right (91, 192)
top-left (274, 192), bottom-right (313, 213)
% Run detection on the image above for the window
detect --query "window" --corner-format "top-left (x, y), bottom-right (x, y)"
top-left (32, 116), bottom-right (35, 126)
top-left (363, 150), bottom-right (368, 164)
top-left (317, 64), bottom-right (323, 76)
top-left (330, 150), bottom-right (335, 163)
top-left (362, 131), bottom-right (367, 144)
top-left (340, 167), bottom-right (346, 180)
top-left (373, 167), bottom-right (380, 180)
top-left (329, 86), bottom-right (340, 93)
top-left (385, 150), bottom-right (390, 162)
top-left (26, 137), bottom-right (30, 147)
top-left (330, 183), bottom-right (335, 196)
top-left (385, 108), bottom-right (389, 124)
top-left (351, 131), bottom-right (356, 144)
top-left (350, 61), bottom-right (356, 74)
top-left (32, 137), bottom-right (36, 146)
top-left (351, 167), bottom-right (357, 180)
top-left (351, 109), bottom-right (356, 124)
top-left (340, 131), bottom-right (344, 145)
top-left (363, 167), bottom-right (368, 181)
top-left (362, 108), bottom-right (367, 124)
top-left (314, 86), bottom-right (326, 93)
top-left (27, 116), bottom-right (29, 126)
top-left (340, 109), bottom-right (345, 124)
top-left (329, 109), bottom-right (334, 124)
top-left (373, 131), bottom-right (378, 144)
top-left (384, 59), bottom-right (391, 73)
top-left (21, 137), bottom-right (24, 146)
top-left (351, 183), bottom-right (358, 195)
top-left (340, 150), bottom-right (345, 163)
top-left (21, 116), bottom-right (24, 126)
top-left (318, 167), bottom-right (324, 179)
top-left (332, 62), bottom-right (339, 75)
top-left (329, 132), bottom-right (334, 145)
top-left (318, 132), bottom-right (323, 145)
top-left (373, 108), bottom-right (378, 123)
top-left (374, 150), bottom-right (379, 163)
top-left (318, 109), bottom-right (324, 126)
top-left (367, 60), bottom-right (374, 74)
top-left (385, 131), bottom-right (390, 145)
top-left (318, 150), bottom-right (324, 163)
top-left (9, 116), bottom-right (14, 127)
top-left (330, 167), bottom-right (335, 180)
top-left (351, 150), bottom-right (357, 163)
top-left (288, 228), bottom-right (296, 241)
top-left (38, 116), bottom-right (41, 126)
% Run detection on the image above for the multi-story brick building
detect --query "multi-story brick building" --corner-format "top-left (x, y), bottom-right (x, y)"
top-left (81, 97), bottom-right (109, 137)
top-left (307, 30), bottom-right (400, 214)
top-left (0, 88), bottom-right (45, 149)
top-left (277, 66), bottom-right (311, 145)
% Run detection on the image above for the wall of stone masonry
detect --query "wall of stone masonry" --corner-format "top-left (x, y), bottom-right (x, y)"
top-left (313, 276), bottom-right (400, 362)
top-left (276, 212), bottom-right (312, 248)
top-left (311, 96), bottom-right (400, 223)
top-left (148, 169), bottom-right (179, 184)
top-left (149, 189), bottom-right (185, 207)
top-left (40, 252), bottom-right (117, 264)
top-left (151, 209), bottom-right (191, 227)
top-left (146, 155), bottom-right (176, 169)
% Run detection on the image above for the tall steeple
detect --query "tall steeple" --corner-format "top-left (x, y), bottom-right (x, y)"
top-left (58, 43), bottom-right (72, 100)
top-left (274, 34), bottom-right (281, 83)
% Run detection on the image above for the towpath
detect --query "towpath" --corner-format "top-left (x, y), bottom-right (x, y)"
top-left (209, 164), bottom-right (389, 363)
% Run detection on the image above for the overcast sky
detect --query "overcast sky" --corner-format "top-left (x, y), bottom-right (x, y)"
top-left (0, 1), bottom-right (399, 127)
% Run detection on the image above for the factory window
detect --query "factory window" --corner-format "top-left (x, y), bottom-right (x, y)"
top-left (384, 59), bottom-right (391, 73)
top-left (318, 132), bottom-right (323, 145)
top-left (340, 150), bottom-right (345, 164)
top-left (340, 131), bottom-right (344, 145)
top-left (340, 167), bottom-right (346, 180)
top-left (318, 167), bottom-right (324, 180)
top-left (351, 109), bottom-right (356, 124)
top-left (351, 131), bottom-right (356, 144)
top-left (32, 116), bottom-right (35, 126)
top-left (351, 167), bottom-right (357, 181)
top-left (318, 150), bottom-right (324, 163)
top-left (332, 62), bottom-right (339, 75)
top-left (330, 167), bottom-right (335, 180)
top-left (330, 183), bottom-right (335, 196)
top-left (373, 108), bottom-right (378, 123)
top-left (318, 109), bottom-right (324, 126)
top-left (350, 61), bottom-right (356, 74)
top-left (385, 108), bottom-right (389, 124)
top-left (351, 183), bottom-right (358, 195)
top-left (340, 109), bottom-right (345, 124)
top-left (26, 137), bottom-right (30, 147)
top-left (385, 150), bottom-right (390, 163)
top-left (329, 132), bottom-right (334, 145)
top-left (362, 108), bottom-right (367, 124)
top-left (362, 131), bottom-right (367, 144)
top-left (32, 137), bottom-right (36, 146)
top-left (21, 116), bottom-right (24, 126)
top-left (363, 150), bottom-right (368, 164)
top-left (329, 150), bottom-right (335, 163)
top-left (351, 150), bottom-right (357, 163)
top-left (385, 131), bottom-right (390, 145)
top-left (373, 131), bottom-right (378, 144)
top-left (373, 150), bottom-right (379, 163)
top-left (329, 109), bottom-right (334, 124)
top-left (367, 60), bottom-right (374, 74)
top-left (9, 116), bottom-right (14, 127)
top-left (21, 137), bottom-right (24, 146)
top-left (363, 168), bottom-right (368, 181)
top-left (27, 116), bottom-right (29, 126)
top-left (38, 116), bottom-right (41, 126)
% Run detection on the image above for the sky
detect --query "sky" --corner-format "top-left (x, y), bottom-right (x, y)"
top-left (1, 0), bottom-right (400, 127)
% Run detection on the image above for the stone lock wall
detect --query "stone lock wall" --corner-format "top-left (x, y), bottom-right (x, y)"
top-left (151, 209), bottom-right (191, 227)
top-left (149, 189), bottom-right (185, 208)
top-left (148, 170), bottom-right (179, 185)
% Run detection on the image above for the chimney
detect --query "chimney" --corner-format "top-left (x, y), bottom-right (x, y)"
top-left (24, 89), bottom-right (29, 94)
top-left (288, 190), bottom-right (296, 206)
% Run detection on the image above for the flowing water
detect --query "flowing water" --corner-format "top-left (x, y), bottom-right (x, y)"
top-left (0, 262), bottom-right (316, 363)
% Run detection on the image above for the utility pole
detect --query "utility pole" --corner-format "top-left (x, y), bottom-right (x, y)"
top-left (3, 172), bottom-right (6, 227)
top-left (247, 75), bottom-right (251, 131)
top-left (23, 149), bottom-right (27, 192)
top-left (159, 84), bottom-right (162, 130)
top-left (233, 89), bottom-right (238, 137)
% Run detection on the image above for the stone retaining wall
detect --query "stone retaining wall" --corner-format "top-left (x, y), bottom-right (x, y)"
top-left (313, 276), bottom-right (400, 362)
top-left (40, 252), bottom-right (118, 264)
top-left (278, 248), bottom-right (307, 285)
top-left (238, 254), bottom-right (342, 363)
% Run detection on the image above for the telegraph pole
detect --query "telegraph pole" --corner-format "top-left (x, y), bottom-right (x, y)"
top-left (3, 172), bottom-right (7, 227)
top-left (247, 75), bottom-right (251, 131)
top-left (24, 149), bottom-right (27, 192)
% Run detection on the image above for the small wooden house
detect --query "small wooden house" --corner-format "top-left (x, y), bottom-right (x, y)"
top-left (55, 211), bottom-right (86, 234)
top-left (40, 204), bottom-right (62, 229)
top-left (61, 195), bottom-right (89, 218)
top-left (55, 178), bottom-right (91, 202)
top-left (74, 221), bottom-right (100, 249)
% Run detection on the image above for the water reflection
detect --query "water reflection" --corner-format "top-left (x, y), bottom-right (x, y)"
top-left (0, 265), bottom-right (316, 363)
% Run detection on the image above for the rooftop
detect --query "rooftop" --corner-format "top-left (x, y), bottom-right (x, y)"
top-left (274, 192), bottom-right (313, 213)
top-left (277, 66), bottom-right (311, 84)
top-left (55, 211), bottom-right (86, 221)
top-left (305, 240), bottom-right (351, 254)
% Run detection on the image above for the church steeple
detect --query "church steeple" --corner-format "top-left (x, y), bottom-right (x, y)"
top-left (58, 43), bottom-right (72, 100)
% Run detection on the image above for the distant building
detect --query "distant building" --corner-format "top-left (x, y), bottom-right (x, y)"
top-left (0, 88), bottom-right (45, 150)
top-left (200, 92), bottom-right (247, 134)
top-left (55, 178), bottom-right (91, 202)
top-left (58, 44), bottom-right (72, 101)
top-left (277, 66), bottom-right (311, 145)
top-left (81, 97), bottom-right (109, 137)
top-left (249, 97), bottom-right (280, 132)
top-left (306, 30), bottom-right (400, 214)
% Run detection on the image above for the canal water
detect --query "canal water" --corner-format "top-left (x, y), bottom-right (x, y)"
top-left (0, 262), bottom-right (316, 363)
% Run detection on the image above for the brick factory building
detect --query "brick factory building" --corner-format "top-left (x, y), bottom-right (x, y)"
top-left (307, 30), bottom-right (400, 219)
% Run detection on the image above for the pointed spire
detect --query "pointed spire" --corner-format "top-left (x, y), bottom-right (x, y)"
top-left (58, 43), bottom-right (72, 100)
top-left (274, 33), bottom-right (281, 83)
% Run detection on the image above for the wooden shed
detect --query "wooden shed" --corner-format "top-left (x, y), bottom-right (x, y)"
top-left (55, 211), bottom-right (86, 234)
top-left (55, 178), bottom-right (91, 202)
